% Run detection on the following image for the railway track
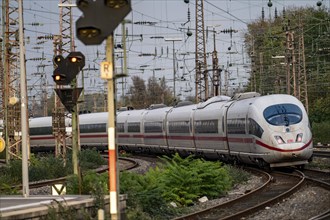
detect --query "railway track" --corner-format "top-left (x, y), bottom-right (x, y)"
top-left (303, 168), bottom-right (330, 185)
top-left (174, 168), bottom-right (305, 220)
top-left (313, 150), bottom-right (330, 158)
top-left (300, 169), bottom-right (330, 220)
top-left (5, 157), bottom-right (138, 191)
top-left (174, 167), bottom-right (330, 220)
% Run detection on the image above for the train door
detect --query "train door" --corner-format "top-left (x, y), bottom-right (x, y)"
top-left (246, 111), bottom-right (256, 154)
top-left (190, 109), bottom-right (196, 154)
top-left (222, 101), bottom-right (234, 153)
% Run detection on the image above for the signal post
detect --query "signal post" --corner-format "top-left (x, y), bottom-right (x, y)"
top-left (52, 52), bottom-right (85, 175)
top-left (75, 1), bottom-right (131, 219)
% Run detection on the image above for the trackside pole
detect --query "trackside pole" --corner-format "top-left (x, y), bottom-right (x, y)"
top-left (105, 34), bottom-right (120, 220)
top-left (19, 0), bottom-right (30, 197)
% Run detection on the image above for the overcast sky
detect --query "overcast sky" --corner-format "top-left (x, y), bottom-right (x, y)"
top-left (17, 0), bottom-right (326, 102)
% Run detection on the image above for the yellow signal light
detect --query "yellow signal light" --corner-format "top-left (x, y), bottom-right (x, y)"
top-left (70, 57), bottom-right (78, 63)
top-left (55, 57), bottom-right (61, 62)
top-left (54, 75), bottom-right (62, 81)
top-left (78, 27), bottom-right (101, 39)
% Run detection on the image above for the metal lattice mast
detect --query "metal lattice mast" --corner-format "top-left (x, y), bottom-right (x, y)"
top-left (285, 30), bottom-right (297, 96)
top-left (297, 24), bottom-right (309, 112)
top-left (52, 0), bottom-right (75, 159)
top-left (211, 28), bottom-right (220, 96)
top-left (2, 0), bottom-right (22, 160)
top-left (52, 35), bottom-right (66, 159)
top-left (195, 0), bottom-right (208, 102)
top-left (0, 34), bottom-right (4, 122)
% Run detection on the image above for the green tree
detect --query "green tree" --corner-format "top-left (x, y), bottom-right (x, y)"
top-left (127, 76), bottom-right (174, 109)
top-left (128, 76), bottom-right (147, 109)
top-left (244, 6), bottom-right (330, 124)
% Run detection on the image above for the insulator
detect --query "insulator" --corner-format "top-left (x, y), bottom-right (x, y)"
top-left (187, 8), bottom-right (191, 21)
top-left (268, 0), bottom-right (273, 7)
top-left (262, 7), bottom-right (265, 20)
top-left (187, 27), bottom-right (192, 37)
top-left (275, 7), bottom-right (278, 18)
top-left (283, 7), bottom-right (286, 19)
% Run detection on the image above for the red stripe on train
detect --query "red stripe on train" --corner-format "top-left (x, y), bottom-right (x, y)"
top-left (31, 134), bottom-right (312, 152)
top-left (256, 139), bottom-right (312, 152)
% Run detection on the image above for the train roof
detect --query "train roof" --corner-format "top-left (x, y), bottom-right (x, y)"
top-left (29, 116), bottom-right (52, 128)
top-left (79, 112), bottom-right (108, 124)
top-left (252, 94), bottom-right (303, 108)
top-left (197, 95), bottom-right (230, 109)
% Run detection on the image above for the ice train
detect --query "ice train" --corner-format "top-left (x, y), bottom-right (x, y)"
top-left (29, 92), bottom-right (313, 168)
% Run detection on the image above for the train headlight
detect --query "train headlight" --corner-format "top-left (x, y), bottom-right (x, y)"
top-left (296, 133), bottom-right (303, 142)
top-left (274, 135), bottom-right (285, 144)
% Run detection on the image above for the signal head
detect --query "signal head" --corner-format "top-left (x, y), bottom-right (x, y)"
top-left (54, 75), bottom-right (62, 81)
top-left (105, 0), bottom-right (129, 8)
top-left (77, 27), bottom-right (101, 39)
top-left (53, 55), bottom-right (64, 66)
top-left (52, 70), bottom-right (67, 85)
top-left (76, 0), bottom-right (131, 45)
top-left (67, 51), bottom-right (85, 66)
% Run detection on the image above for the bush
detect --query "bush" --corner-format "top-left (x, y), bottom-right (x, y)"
top-left (120, 171), bottom-right (175, 219)
top-left (224, 165), bottom-right (250, 186)
top-left (1, 159), bottom-right (23, 184)
top-left (159, 154), bottom-right (232, 206)
top-left (79, 148), bottom-right (107, 170)
top-left (312, 121), bottom-right (330, 144)
top-left (29, 156), bottom-right (69, 181)
top-left (66, 171), bottom-right (108, 195)
top-left (120, 153), bottom-right (233, 219)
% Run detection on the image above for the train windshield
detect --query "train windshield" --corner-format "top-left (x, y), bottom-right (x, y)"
top-left (263, 104), bottom-right (302, 126)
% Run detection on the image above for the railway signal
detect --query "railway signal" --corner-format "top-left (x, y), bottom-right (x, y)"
top-left (52, 55), bottom-right (68, 85)
top-left (52, 52), bottom-right (85, 85)
top-left (66, 51), bottom-right (85, 82)
top-left (76, 0), bottom-right (131, 45)
top-left (52, 52), bottom-right (85, 112)
top-left (55, 88), bottom-right (83, 112)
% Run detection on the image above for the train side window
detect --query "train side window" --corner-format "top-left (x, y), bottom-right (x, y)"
top-left (168, 121), bottom-right (190, 133)
top-left (195, 120), bottom-right (218, 134)
top-left (144, 121), bottom-right (163, 133)
top-left (128, 122), bottom-right (140, 133)
top-left (248, 118), bottom-right (264, 138)
top-left (30, 126), bottom-right (53, 135)
top-left (227, 118), bottom-right (245, 134)
top-left (80, 123), bottom-right (106, 133)
top-left (116, 123), bottom-right (125, 133)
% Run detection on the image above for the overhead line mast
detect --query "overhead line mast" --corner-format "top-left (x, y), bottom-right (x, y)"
top-left (2, 0), bottom-right (22, 161)
top-left (195, 0), bottom-right (208, 102)
top-left (52, 0), bottom-right (77, 162)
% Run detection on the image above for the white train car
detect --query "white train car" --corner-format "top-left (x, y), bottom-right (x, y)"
top-left (79, 112), bottom-right (108, 148)
top-left (29, 116), bottom-right (56, 148)
top-left (192, 96), bottom-right (231, 158)
top-left (166, 103), bottom-right (196, 154)
top-left (28, 92), bottom-right (313, 168)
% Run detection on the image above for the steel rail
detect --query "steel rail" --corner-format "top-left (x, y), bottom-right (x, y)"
top-left (172, 167), bottom-right (273, 220)
top-left (4, 157), bottom-right (138, 191)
